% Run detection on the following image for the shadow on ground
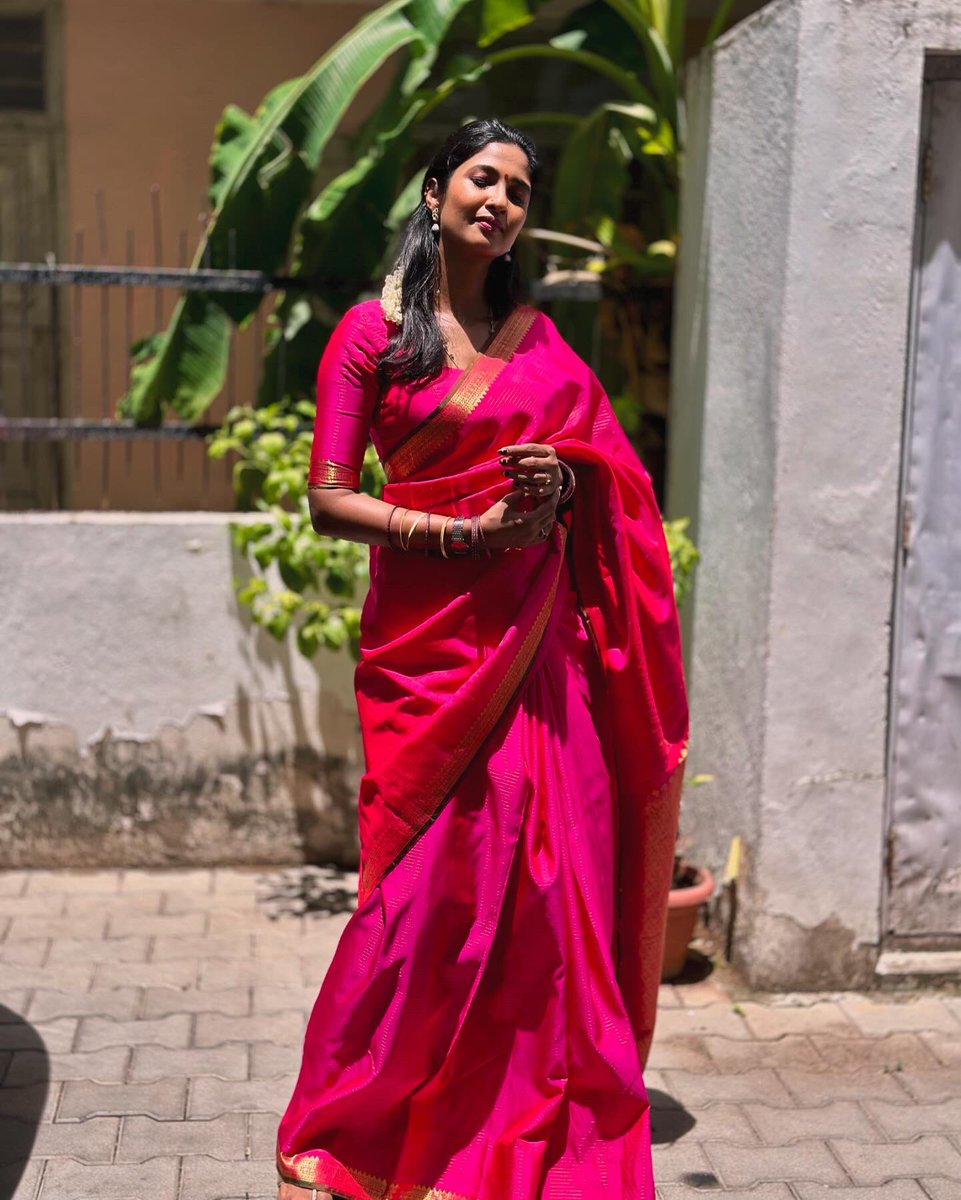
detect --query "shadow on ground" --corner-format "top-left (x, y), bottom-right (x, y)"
top-left (0, 1004), bottom-right (48, 1200)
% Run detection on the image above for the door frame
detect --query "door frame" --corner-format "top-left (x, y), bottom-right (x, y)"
top-left (882, 52), bottom-right (961, 951)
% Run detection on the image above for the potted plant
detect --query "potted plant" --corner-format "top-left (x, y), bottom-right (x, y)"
top-left (662, 778), bottom-right (715, 981)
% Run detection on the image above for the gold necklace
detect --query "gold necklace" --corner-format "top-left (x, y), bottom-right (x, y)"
top-left (439, 306), bottom-right (496, 367)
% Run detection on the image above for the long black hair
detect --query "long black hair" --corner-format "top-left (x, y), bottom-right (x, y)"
top-left (379, 118), bottom-right (539, 385)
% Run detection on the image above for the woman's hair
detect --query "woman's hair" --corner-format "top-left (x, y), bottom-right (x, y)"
top-left (379, 118), bottom-right (539, 385)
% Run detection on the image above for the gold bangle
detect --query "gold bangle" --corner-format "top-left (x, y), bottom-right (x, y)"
top-left (403, 512), bottom-right (427, 552)
top-left (398, 508), bottom-right (416, 551)
top-left (439, 515), bottom-right (452, 559)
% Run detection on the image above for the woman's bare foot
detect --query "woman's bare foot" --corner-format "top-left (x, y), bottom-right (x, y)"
top-left (277, 1182), bottom-right (335, 1200)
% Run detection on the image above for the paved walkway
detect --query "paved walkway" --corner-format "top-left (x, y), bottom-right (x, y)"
top-left (1, 867), bottom-right (960, 1200)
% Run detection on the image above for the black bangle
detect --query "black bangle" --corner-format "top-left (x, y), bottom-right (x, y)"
top-left (557, 461), bottom-right (576, 507)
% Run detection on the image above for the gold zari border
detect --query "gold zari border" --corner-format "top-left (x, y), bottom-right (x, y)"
top-left (279, 1156), bottom-right (475, 1200)
top-left (308, 460), bottom-right (359, 488)
top-left (384, 306), bottom-right (537, 483)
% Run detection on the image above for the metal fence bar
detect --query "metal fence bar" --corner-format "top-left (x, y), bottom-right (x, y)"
top-left (0, 263), bottom-right (308, 291)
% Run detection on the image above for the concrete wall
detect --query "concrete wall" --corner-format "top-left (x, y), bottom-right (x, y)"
top-left (668, 0), bottom-right (961, 988)
top-left (0, 513), bottom-right (363, 868)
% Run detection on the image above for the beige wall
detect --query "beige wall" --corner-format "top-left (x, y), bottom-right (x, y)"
top-left (61, 0), bottom-right (385, 510)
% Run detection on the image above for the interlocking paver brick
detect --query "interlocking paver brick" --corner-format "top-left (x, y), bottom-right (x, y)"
top-left (675, 979), bottom-right (734, 1008)
top-left (8, 916), bottom-right (108, 941)
top-left (66, 891), bottom-right (162, 918)
top-left (188, 1076), bottom-right (293, 1118)
top-left (1, 941), bottom-right (50, 967)
top-left (777, 1068), bottom-right (912, 1105)
top-left (59, 1078), bottom-right (187, 1120)
top-left (106, 912), bottom-right (206, 938)
top-left (811, 1033), bottom-right (940, 1072)
top-left (832, 1135), bottom-right (961, 1185)
top-left (650, 1139), bottom-right (715, 1183)
top-left (163, 892), bottom-right (256, 915)
top-left (652, 1005), bottom-right (751, 1041)
top-left (703, 1034), bottom-right (824, 1071)
top-left (250, 1041), bottom-right (302, 1080)
top-left (142, 986), bottom-right (250, 1019)
top-left (651, 1101), bottom-right (759, 1146)
top-left (740, 1000), bottom-right (858, 1040)
top-left (864, 1098), bottom-right (961, 1138)
top-left (706, 1138), bottom-right (849, 1186)
top-left (194, 1009), bottom-right (304, 1048)
top-left (793, 1183), bottom-right (929, 1199)
top-left (0, 872), bottom-right (29, 896)
top-left (0, 990), bottom-right (29, 1017)
top-left (5, 1046), bottom-right (129, 1085)
top-left (251, 985), bottom-right (321, 1015)
top-left (25, 870), bottom-right (121, 895)
top-left (12, 1116), bottom-right (121, 1164)
top-left (663, 1068), bottom-right (794, 1108)
top-left (743, 1100), bottom-right (877, 1143)
top-left (179, 1154), bottom-right (276, 1200)
top-left (249, 1111), bottom-right (280, 1159)
top-left (116, 1113), bottom-right (247, 1161)
top-left (93, 959), bottom-right (200, 989)
top-left (920, 1032), bottom-right (961, 1066)
top-left (0, 1158), bottom-right (42, 1200)
top-left (2, 964), bottom-right (95, 992)
top-left (120, 869), bottom-right (212, 892)
top-left (648, 1035), bottom-right (716, 1072)
top-left (129, 1043), bottom-right (248, 1082)
top-left (151, 934), bottom-right (251, 961)
top-left (76, 1013), bottom-right (191, 1052)
top-left (46, 937), bottom-right (148, 966)
top-left (0, 1017), bottom-right (78, 1053)
top-left (658, 985), bottom-right (682, 1009)
top-left (840, 997), bottom-right (961, 1037)
top-left (922, 1180), bottom-right (961, 1200)
top-left (876, 1066), bottom-right (961, 1103)
top-left (201, 959), bottom-right (300, 988)
top-left (212, 868), bottom-right (268, 893)
top-left (28, 988), bottom-right (141, 1023)
top-left (659, 1187), bottom-right (795, 1200)
top-left (37, 1155), bottom-right (179, 1199)
top-left (0, 895), bottom-right (67, 918)
top-left (0, 1081), bottom-right (61, 1122)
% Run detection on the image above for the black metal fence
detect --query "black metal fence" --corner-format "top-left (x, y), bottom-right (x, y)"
top-left (0, 189), bottom-right (309, 512)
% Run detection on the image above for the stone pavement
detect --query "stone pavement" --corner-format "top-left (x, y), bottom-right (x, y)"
top-left (1, 867), bottom-right (960, 1200)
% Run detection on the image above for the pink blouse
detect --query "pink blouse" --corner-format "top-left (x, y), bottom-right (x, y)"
top-left (307, 300), bottom-right (461, 489)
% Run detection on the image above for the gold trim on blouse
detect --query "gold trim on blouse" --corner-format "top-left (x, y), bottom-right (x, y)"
top-left (308, 460), bottom-right (360, 489)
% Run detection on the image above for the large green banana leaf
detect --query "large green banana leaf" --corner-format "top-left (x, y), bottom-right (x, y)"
top-left (119, 0), bottom-right (467, 426)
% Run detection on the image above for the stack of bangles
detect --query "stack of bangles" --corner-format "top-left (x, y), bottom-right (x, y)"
top-left (384, 460), bottom-right (575, 558)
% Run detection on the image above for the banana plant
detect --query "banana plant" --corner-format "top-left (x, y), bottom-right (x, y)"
top-left (119, 0), bottom-right (476, 426)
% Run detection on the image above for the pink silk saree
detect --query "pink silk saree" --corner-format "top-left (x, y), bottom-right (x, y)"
top-left (278, 301), bottom-right (689, 1200)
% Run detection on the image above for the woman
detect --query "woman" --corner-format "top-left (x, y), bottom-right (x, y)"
top-left (277, 118), bottom-right (688, 1200)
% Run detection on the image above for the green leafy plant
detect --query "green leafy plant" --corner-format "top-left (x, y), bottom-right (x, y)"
top-left (664, 514), bottom-right (699, 607)
top-left (209, 405), bottom-right (384, 660)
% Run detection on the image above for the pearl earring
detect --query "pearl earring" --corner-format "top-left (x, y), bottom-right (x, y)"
top-left (430, 208), bottom-right (439, 234)
top-left (504, 251), bottom-right (512, 263)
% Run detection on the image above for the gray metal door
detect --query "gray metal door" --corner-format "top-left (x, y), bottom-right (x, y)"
top-left (886, 68), bottom-right (961, 939)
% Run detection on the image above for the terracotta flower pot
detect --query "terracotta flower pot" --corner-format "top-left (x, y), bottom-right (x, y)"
top-left (661, 866), bottom-right (715, 981)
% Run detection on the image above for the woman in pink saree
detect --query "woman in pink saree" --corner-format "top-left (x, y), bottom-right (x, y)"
top-left (277, 119), bottom-right (688, 1200)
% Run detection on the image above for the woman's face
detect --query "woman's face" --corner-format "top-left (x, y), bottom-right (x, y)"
top-left (427, 141), bottom-right (532, 260)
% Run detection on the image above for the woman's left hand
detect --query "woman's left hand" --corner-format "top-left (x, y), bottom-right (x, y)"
top-left (498, 444), bottom-right (561, 499)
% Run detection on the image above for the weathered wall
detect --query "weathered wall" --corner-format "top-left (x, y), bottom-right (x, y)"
top-left (0, 514), bottom-right (363, 868)
top-left (668, 0), bottom-right (961, 988)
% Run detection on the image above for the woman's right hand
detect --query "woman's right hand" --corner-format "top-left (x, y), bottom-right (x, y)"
top-left (480, 487), bottom-right (559, 550)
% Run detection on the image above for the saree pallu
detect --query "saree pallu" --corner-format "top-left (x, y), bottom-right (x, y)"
top-left (278, 303), bottom-right (689, 1200)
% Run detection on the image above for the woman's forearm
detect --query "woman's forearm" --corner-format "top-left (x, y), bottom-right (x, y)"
top-left (308, 488), bottom-right (395, 546)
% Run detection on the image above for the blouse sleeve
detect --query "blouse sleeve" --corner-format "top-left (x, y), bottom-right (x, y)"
top-left (307, 303), bottom-right (386, 490)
